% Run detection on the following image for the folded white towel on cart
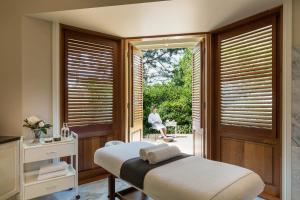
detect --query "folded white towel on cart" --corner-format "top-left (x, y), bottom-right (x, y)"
top-left (37, 169), bottom-right (68, 181)
top-left (39, 161), bottom-right (68, 175)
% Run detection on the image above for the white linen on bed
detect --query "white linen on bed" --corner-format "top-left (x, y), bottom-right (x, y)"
top-left (144, 156), bottom-right (264, 200)
top-left (211, 172), bottom-right (264, 200)
top-left (94, 142), bottom-right (265, 200)
top-left (94, 141), bottom-right (153, 176)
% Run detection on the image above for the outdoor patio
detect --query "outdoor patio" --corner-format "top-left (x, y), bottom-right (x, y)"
top-left (142, 134), bottom-right (194, 154)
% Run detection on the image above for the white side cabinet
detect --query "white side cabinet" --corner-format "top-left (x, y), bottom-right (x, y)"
top-left (0, 139), bottom-right (20, 199)
top-left (20, 133), bottom-right (79, 200)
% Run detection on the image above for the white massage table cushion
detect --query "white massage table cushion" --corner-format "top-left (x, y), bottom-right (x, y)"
top-left (94, 141), bottom-right (153, 176)
top-left (94, 142), bottom-right (265, 200)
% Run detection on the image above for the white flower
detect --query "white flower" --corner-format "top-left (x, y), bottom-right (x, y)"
top-left (38, 121), bottom-right (45, 128)
top-left (27, 116), bottom-right (40, 125)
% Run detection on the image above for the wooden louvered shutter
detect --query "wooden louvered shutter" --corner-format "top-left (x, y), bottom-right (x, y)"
top-left (192, 43), bottom-right (202, 124)
top-left (129, 46), bottom-right (143, 141)
top-left (218, 22), bottom-right (275, 132)
top-left (215, 11), bottom-right (281, 198)
top-left (132, 48), bottom-right (143, 124)
top-left (63, 29), bottom-right (118, 135)
top-left (192, 42), bottom-right (205, 156)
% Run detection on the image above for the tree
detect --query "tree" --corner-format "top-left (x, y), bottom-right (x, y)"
top-left (173, 48), bottom-right (192, 87)
top-left (143, 48), bottom-right (184, 85)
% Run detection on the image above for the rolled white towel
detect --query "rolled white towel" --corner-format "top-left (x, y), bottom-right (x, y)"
top-left (39, 161), bottom-right (68, 175)
top-left (37, 169), bottom-right (68, 181)
top-left (147, 145), bottom-right (181, 164)
top-left (139, 143), bottom-right (168, 161)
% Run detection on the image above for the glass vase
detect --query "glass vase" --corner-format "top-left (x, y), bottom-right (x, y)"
top-left (32, 129), bottom-right (42, 144)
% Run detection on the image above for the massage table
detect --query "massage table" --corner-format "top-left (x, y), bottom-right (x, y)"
top-left (94, 142), bottom-right (265, 200)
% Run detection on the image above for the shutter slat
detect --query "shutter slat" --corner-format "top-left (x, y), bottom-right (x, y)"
top-left (68, 57), bottom-right (113, 66)
top-left (221, 35), bottom-right (272, 53)
top-left (222, 120), bottom-right (271, 129)
top-left (221, 65), bottom-right (272, 76)
top-left (221, 43), bottom-right (272, 60)
top-left (221, 25), bottom-right (272, 45)
top-left (68, 47), bottom-right (113, 57)
top-left (222, 110), bottom-right (271, 115)
top-left (68, 81), bottom-right (113, 86)
top-left (221, 40), bottom-right (272, 59)
top-left (68, 61), bottom-right (114, 68)
top-left (221, 79), bottom-right (272, 88)
top-left (68, 64), bottom-right (113, 72)
top-left (221, 56), bottom-right (272, 68)
top-left (221, 52), bottom-right (272, 66)
top-left (68, 54), bottom-right (113, 63)
top-left (68, 73), bottom-right (113, 81)
top-left (219, 25), bottom-right (273, 129)
top-left (68, 69), bottom-right (113, 77)
top-left (221, 61), bottom-right (272, 72)
top-left (68, 38), bottom-right (113, 50)
top-left (221, 71), bottom-right (272, 82)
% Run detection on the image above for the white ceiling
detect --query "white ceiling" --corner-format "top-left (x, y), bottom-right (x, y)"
top-left (131, 36), bottom-right (203, 49)
top-left (33, 0), bottom-right (282, 38)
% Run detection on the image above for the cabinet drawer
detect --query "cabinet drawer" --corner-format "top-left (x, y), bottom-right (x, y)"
top-left (24, 175), bottom-right (75, 199)
top-left (24, 142), bottom-right (75, 163)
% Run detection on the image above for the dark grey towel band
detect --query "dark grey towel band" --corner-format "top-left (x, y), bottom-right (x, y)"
top-left (120, 154), bottom-right (190, 189)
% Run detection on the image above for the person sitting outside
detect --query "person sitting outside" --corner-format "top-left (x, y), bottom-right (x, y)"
top-left (148, 106), bottom-right (167, 138)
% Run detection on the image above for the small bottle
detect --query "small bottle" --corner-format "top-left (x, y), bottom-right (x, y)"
top-left (65, 123), bottom-right (70, 138)
top-left (61, 123), bottom-right (66, 139)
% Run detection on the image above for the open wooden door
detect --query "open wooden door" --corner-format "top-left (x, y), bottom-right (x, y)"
top-left (128, 45), bottom-right (144, 141)
top-left (213, 9), bottom-right (282, 198)
top-left (192, 42), bottom-right (205, 156)
top-left (61, 26), bottom-right (124, 183)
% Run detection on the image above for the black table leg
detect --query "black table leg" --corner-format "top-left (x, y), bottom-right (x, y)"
top-left (108, 174), bottom-right (115, 200)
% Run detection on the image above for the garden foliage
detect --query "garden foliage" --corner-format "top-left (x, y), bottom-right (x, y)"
top-left (143, 48), bottom-right (192, 134)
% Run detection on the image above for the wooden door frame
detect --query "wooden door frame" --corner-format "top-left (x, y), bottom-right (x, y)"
top-left (210, 6), bottom-right (283, 199)
top-left (125, 33), bottom-right (213, 159)
top-left (192, 40), bottom-right (207, 157)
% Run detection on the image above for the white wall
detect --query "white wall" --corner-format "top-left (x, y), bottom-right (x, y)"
top-left (0, 2), bottom-right (22, 136)
top-left (21, 17), bottom-right (52, 138)
top-left (0, 0), bottom-right (166, 136)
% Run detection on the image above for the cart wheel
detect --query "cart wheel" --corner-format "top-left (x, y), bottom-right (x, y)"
top-left (76, 195), bottom-right (80, 199)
